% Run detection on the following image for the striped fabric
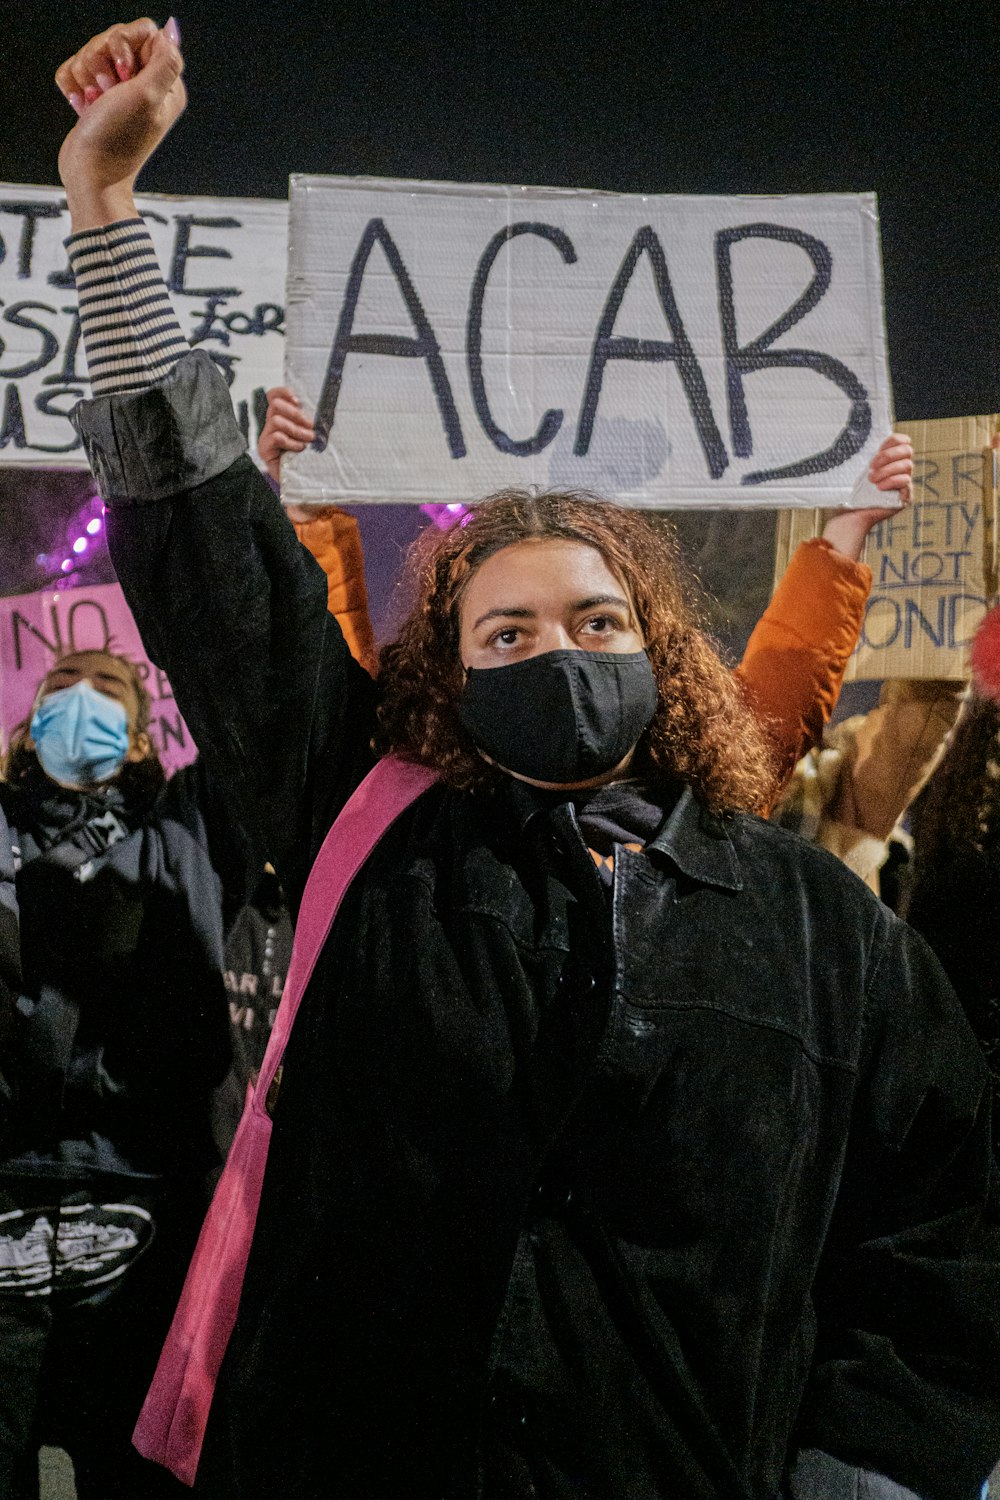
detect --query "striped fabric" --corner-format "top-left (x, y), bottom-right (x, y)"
top-left (66, 218), bottom-right (189, 396)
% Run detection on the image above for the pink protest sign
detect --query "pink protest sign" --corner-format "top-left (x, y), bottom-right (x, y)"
top-left (0, 582), bottom-right (196, 777)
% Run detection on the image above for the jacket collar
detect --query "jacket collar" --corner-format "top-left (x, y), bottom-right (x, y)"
top-left (646, 785), bottom-right (743, 892)
top-left (502, 777), bottom-right (744, 892)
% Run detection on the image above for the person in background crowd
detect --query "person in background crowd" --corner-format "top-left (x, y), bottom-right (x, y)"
top-left (904, 605), bottom-right (1000, 1081)
top-left (771, 677), bottom-right (964, 900)
top-left (53, 22), bottom-right (1000, 1500)
top-left (0, 649), bottom-right (254, 1499)
top-left (764, 429), bottom-right (1000, 904)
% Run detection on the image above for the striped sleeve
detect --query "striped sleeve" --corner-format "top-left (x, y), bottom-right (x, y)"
top-left (66, 218), bottom-right (190, 396)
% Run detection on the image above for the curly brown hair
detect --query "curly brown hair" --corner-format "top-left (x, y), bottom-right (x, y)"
top-left (375, 489), bottom-right (779, 814)
top-left (1, 649), bottom-right (165, 801)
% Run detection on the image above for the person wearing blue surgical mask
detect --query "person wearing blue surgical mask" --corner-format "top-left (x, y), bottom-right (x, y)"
top-left (0, 648), bottom-right (254, 1500)
top-left (25, 650), bottom-right (151, 789)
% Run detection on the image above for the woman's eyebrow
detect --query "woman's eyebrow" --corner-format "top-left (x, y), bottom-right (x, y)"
top-left (472, 606), bottom-right (536, 631)
top-left (572, 594), bottom-right (630, 612)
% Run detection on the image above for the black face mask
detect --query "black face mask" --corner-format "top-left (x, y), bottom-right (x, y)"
top-left (458, 649), bottom-right (659, 785)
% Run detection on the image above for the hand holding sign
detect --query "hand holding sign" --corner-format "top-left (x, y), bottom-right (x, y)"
top-left (55, 19), bottom-right (186, 230)
top-left (259, 388), bottom-right (316, 487)
top-left (867, 433), bottom-right (915, 505)
top-left (260, 387), bottom-right (354, 524)
top-left (821, 433), bottom-right (914, 561)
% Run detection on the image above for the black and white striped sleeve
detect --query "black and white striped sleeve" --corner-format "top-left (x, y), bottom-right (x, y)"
top-left (66, 217), bottom-right (190, 396)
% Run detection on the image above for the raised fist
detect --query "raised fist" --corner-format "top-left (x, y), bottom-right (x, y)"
top-left (55, 19), bottom-right (186, 218)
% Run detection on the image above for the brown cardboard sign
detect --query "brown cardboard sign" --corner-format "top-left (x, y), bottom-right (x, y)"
top-left (774, 414), bottom-right (999, 680)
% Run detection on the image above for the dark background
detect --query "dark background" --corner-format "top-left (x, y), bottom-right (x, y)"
top-left (1, 0), bottom-right (998, 662)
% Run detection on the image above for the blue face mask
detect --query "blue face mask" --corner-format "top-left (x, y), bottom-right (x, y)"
top-left (29, 679), bottom-right (131, 788)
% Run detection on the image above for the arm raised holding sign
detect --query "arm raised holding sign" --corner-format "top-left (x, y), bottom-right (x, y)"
top-left (823, 431), bottom-right (914, 560)
top-left (739, 432), bottom-right (914, 789)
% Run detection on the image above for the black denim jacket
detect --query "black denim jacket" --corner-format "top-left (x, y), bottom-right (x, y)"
top-left (73, 355), bottom-right (1000, 1500)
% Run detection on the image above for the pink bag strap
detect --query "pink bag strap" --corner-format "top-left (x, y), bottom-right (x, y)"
top-left (253, 754), bottom-right (438, 1107)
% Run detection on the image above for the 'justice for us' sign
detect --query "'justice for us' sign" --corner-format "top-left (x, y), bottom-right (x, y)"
top-left (282, 178), bottom-right (894, 510)
top-left (0, 185), bottom-right (287, 467)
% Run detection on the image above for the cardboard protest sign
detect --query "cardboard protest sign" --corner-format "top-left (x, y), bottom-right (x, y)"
top-left (0, 582), bottom-right (195, 776)
top-left (773, 413), bottom-right (1000, 680)
top-left (282, 176), bottom-right (893, 509)
top-left (0, 185), bottom-right (287, 468)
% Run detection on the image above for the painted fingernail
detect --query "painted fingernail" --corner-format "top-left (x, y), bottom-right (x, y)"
top-left (84, 84), bottom-right (101, 104)
top-left (164, 16), bottom-right (181, 46)
top-left (95, 71), bottom-right (115, 92)
top-left (114, 57), bottom-right (133, 80)
top-left (68, 92), bottom-right (84, 115)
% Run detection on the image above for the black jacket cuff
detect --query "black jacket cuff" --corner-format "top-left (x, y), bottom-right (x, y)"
top-left (70, 349), bottom-right (247, 505)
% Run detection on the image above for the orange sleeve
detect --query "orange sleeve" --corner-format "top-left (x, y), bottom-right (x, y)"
top-left (735, 537), bottom-right (871, 787)
top-left (291, 509), bottom-right (378, 677)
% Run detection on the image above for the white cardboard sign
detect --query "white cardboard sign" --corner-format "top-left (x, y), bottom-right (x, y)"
top-left (0, 184), bottom-right (288, 467)
top-left (283, 177), bottom-right (893, 509)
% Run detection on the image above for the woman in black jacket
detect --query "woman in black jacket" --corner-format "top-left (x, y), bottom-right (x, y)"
top-left (47, 20), bottom-right (1000, 1500)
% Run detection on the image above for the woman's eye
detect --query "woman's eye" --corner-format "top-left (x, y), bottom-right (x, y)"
top-left (583, 615), bottom-right (618, 634)
top-left (489, 627), bottom-right (522, 647)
